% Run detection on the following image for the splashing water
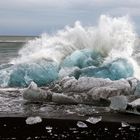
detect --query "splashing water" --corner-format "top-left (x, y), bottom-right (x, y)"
top-left (0, 15), bottom-right (139, 87)
top-left (12, 15), bottom-right (136, 65)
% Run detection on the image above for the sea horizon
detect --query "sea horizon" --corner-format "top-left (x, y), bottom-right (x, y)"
top-left (0, 35), bottom-right (38, 43)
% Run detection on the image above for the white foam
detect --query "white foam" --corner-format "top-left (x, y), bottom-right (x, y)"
top-left (11, 15), bottom-right (137, 67)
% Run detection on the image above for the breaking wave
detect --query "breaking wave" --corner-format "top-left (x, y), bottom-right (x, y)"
top-left (0, 15), bottom-right (139, 87)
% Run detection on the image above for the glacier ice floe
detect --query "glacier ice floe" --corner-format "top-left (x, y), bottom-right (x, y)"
top-left (23, 76), bottom-right (137, 105)
top-left (0, 59), bottom-right (59, 87)
top-left (66, 58), bottom-right (134, 80)
top-left (21, 74), bottom-right (140, 115)
top-left (110, 95), bottom-right (128, 111)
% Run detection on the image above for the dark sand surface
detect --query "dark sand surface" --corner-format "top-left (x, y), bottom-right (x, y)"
top-left (0, 111), bottom-right (139, 139)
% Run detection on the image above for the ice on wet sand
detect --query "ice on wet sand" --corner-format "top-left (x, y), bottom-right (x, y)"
top-left (25, 116), bottom-right (42, 125)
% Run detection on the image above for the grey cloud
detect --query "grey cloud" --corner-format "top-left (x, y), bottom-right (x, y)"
top-left (1, 0), bottom-right (140, 9)
top-left (1, 0), bottom-right (140, 35)
top-left (107, 7), bottom-right (140, 17)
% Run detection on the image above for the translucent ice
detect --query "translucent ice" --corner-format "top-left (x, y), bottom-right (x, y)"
top-left (77, 121), bottom-right (88, 128)
top-left (0, 58), bottom-right (59, 87)
top-left (61, 49), bottom-right (103, 68)
top-left (80, 58), bottom-right (134, 80)
top-left (86, 116), bottom-right (102, 124)
top-left (121, 122), bottom-right (129, 127)
top-left (129, 98), bottom-right (140, 107)
top-left (110, 95), bottom-right (128, 111)
top-left (9, 59), bottom-right (59, 87)
top-left (25, 116), bottom-right (42, 125)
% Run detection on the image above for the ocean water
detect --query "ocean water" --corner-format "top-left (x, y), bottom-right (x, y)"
top-left (0, 36), bottom-right (36, 64)
top-left (0, 42), bottom-right (23, 64)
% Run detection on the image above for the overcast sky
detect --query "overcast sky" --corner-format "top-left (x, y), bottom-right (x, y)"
top-left (1, 0), bottom-right (140, 35)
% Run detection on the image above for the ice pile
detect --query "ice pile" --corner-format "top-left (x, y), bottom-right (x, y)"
top-left (23, 76), bottom-right (137, 104)
top-left (22, 75), bottom-right (140, 115)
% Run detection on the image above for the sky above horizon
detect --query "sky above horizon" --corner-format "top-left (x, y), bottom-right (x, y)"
top-left (1, 0), bottom-right (140, 35)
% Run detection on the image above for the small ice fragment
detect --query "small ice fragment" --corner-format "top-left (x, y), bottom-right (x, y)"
top-left (45, 126), bottom-right (53, 130)
top-left (118, 127), bottom-right (122, 130)
top-left (77, 121), bottom-right (88, 128)
top-left (47, 130), bottom-right (52, 133)
top-left (121, 122), bottom-right (129, 127)
top-left (26, 137), bottom-right (31, 140)
top-left (26, 116), bottom-right (42, 125)
top-left (104, 128), bottom-right (108, 131)
top-left (46, 127), bottom-right (52, 133)
top-left (130, 126), bottom-right (136, 131)
top-left (3, 124), bottom-right (6, 127)
top-left (29, 81), bottom-right (38, 90)
top-left (69, 128), bottom-right (77, 131)
top-left (129, 98), bottom-right (140, 107)
top-left (86, 116), bottom-right (102, 124)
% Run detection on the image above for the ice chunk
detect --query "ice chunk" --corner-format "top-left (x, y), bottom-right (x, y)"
top-left (89, 87), bottom-right (118, 100)
top-left (8, 59), bottom-right (59, 87)
top-left (61, 76), bottom-right (131, 96)
top-left (28, 81), bottom-right (38, 90)
top-left (80, 58), bottom-right (134, 80)
top-left (121, 122), bottom-right (129, 127)
top-left (45, 126), bottom-right (53, 130)
top-left (129, 126), bottom-right (136, 131)
top-left (134, 81), bottom-right (140, 96)
top-left (88, 79), bottom-right (131, 100)
top-left (129, 98), bottom-right (140, 107)
top-left (125, 99), bottom-right (140, 115)
top-left (108, 58), bottom-right (134, 80)
top-left (26, 116), bottom-right (42, 125)
top-left (77, 121), bottom-right (88, 128)
top-left (61, 49), bottom-right (103, 68)
top-left (110, 95), bottom-right (128, 111)
top-left (61, 76), bottom-right (111, 92)
top-left (23, 82), bottom-right (52, 102)
top-left (127, 77), bottom-right (139, 93)
top-left (86, 116), bottom-right (102, 124)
